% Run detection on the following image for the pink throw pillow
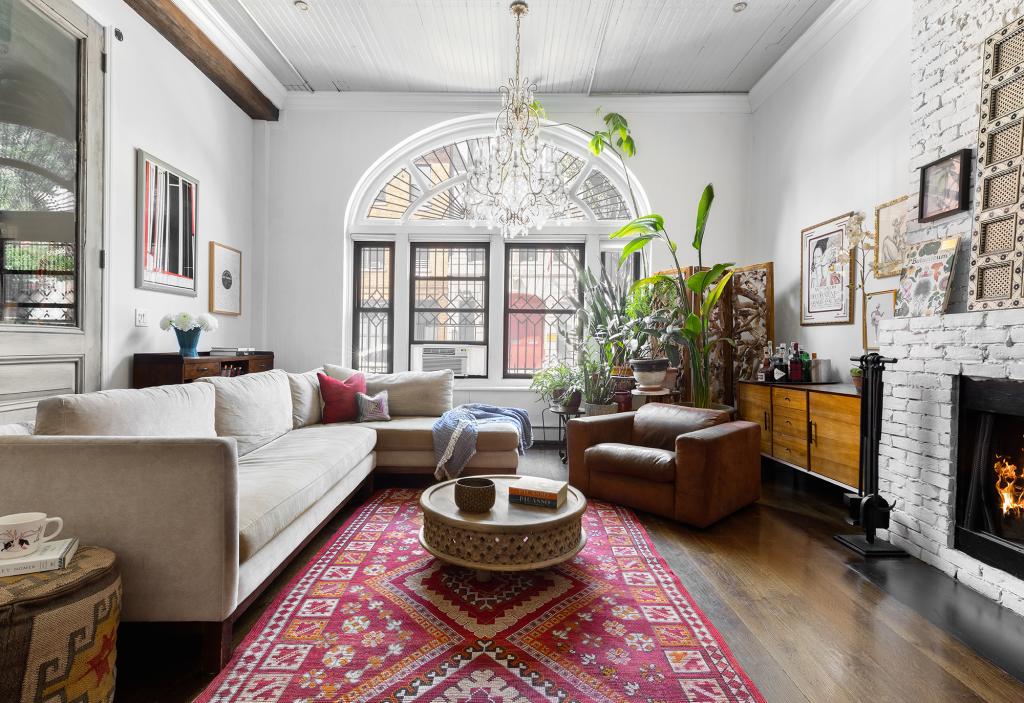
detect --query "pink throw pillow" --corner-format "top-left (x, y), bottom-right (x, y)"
top-left (318, 371), bottom-right (365, 423)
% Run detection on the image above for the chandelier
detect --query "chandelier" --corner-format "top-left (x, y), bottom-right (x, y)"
top-left (465, 0), bottom-right (569, 238)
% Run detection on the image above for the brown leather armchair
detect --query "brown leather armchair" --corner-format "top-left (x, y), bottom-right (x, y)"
top-left (567, 403), bottom-right (761, 527)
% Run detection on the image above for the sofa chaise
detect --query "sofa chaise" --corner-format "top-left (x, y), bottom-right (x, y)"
top-left (0, 367), bottom-right (520, 669)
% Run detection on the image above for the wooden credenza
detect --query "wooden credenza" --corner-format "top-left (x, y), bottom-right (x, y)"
top-left (132, 352), bottom-right (274, 389)
top-left (737, 380), bottom-right (861, 489)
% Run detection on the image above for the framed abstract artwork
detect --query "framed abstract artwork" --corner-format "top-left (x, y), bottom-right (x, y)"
top-left (209, 241), bottom-right (241, 316)
top-left (801, 212), bottom-right (854, 326)
top-left (918, 149), bottom-right (971, 223)
top-left (136, 150), bottom-right (199, 296)
top-left (873, 195), bottom-right (909, 278)
top-left (895, 237), bottom-right (960, 318)
top-left (863, 289), bottom-right (896, 350)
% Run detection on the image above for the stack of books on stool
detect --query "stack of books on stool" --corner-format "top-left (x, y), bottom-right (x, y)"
top-left (0, 538), bottom-right (79, 577)
top-left (508, 477), bottom-right (568, 509)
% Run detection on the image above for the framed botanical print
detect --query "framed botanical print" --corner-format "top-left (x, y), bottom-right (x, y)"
top-left (863, 289), bottom-right (896, 350)
top-left (801, 212), bottom-right (854, 326)
top-left (873, 195), bottom-right (909, 277)
top-left (209, 241), bottom-right (241, 316)
top-left (136, 150), bottom-right (199, 296)
top-left (895, 237), bottom-right (960, 318)
top-left (918, 149), bottom-right (971, 223)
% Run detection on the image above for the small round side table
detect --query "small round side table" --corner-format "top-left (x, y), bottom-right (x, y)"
top-left (0, 546), bottom-right (121, 703)
top-left (542, 406), bottom-right (584, 463)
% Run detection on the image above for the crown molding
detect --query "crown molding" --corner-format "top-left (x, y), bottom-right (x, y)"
top-left (172, 0), bottom-right (287, 108)
top-left (283, 91), bottom-right (751, 115)
top-left (748, 0), bottom-right (871, 112)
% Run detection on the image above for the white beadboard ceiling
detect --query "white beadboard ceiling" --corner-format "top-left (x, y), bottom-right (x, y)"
top-left (206, 0), bottom-right (835, 94)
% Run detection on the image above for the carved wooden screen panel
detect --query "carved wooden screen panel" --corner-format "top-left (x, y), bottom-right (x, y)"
top-left (971, 17), bottom-right (1024, 310)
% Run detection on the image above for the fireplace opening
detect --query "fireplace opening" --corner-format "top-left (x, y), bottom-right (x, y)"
top-left (955, 376), bottom-right (1024, 580)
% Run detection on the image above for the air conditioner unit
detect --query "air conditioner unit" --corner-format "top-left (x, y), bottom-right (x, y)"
top-left (418, 345), bottom-right (469, 376)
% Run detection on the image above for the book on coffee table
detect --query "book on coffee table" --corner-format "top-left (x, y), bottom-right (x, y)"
top-left (508, 477), bottom-right (568, 509)
top-left (0, 538), bottom-right (79, 577)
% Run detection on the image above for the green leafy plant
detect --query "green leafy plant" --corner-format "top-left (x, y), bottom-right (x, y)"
top-left (529, 362), bottom-right (581, 407)
top-left (579, 348), bottom-right (616, 406)
top-left (611, 184), bottom-right (735, 408)
top-left (849, 366), bottom-right (863, 378)
top-left (571, 264), bottom-right (634, 370)
top-left (538, 102), bottom-right (734, 408)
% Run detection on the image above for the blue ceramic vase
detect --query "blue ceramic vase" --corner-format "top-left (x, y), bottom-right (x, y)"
top-left (175, 327), bottom-right (201, 357)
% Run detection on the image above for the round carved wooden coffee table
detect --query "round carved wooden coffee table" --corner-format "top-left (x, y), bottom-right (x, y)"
top-left (419, 475), bottom-right (587, 580)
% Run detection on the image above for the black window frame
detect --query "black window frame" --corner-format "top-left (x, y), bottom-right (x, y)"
top-left (503, 242), bottom-right (585, 379)
top-left (351, 241), bottom-right (395, 373)
top-left (408, 242), bottom-right (490, 378)
top-left (601, 249), bottom-right (642, 286)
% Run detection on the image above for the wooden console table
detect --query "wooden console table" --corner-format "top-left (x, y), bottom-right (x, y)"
top-left (737, 380), bottom-right (860, 489)
top-left (132, 352), bottom-right (274, 388)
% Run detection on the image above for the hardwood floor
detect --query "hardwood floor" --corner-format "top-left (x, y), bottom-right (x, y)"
top-left (114, 449), bottom-right (1024, 702)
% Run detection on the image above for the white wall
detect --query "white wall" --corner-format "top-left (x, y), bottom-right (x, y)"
top-left (258, 95), bottom-right (752, 379)
top-left (746, 0), bottom-right (912, 380)
top-left (75, 0), bottom-right (256, 389)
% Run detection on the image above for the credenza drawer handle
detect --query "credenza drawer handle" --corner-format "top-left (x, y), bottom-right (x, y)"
top-left (196, 367), bottom-right (209, 372)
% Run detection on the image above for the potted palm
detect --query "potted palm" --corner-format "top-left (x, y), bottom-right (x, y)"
top-left (530, 363), bottom-right (582, 411)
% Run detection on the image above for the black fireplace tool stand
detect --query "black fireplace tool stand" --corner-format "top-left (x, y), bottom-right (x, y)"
top-left (835, 353), bottom-right (908, 557)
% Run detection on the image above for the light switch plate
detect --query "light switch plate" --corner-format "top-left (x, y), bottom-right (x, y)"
top-left (134, 308), bottom-right (150, 327)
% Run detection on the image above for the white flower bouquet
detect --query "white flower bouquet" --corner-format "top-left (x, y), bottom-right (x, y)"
top-left (159, 312), bottom-right (219, 332)
top-left (160, 312), bottom-right (218, 356)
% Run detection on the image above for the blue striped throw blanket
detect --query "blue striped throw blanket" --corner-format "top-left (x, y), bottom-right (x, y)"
top-left (432, 403), bottom-right (533, 480)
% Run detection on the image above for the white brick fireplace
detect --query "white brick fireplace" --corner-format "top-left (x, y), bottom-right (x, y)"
top-left (877, 312), bottom-right (1024, 616)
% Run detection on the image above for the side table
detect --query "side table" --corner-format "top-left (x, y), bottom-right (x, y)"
top-left (542, 406), bottom-right (585, 463)
top-left (0, 546), bottom-right (121, 702)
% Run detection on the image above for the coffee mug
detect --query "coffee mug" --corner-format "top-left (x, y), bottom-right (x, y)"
top-left (0, 512), bottom-right (63, 559)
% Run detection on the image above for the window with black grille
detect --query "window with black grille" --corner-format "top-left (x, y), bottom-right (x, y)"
top-left (600, 249), bottom-right (641, 289)
top-left (504, 243), bottom-right (584, 377)
top-left (410, 243), bottom-right (489, 355)
top-left (352, 242), bottom-right (394, 373)
top-left (1, 241), bottom-right (77, 325)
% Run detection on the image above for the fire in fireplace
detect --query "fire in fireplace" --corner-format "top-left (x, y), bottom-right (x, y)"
top-left (956, 377), bottom-right (1024, 579)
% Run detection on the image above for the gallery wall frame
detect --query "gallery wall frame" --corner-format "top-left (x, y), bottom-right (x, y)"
top-left (873, 195), bottom-right (910, 278)
top-left (863, 289), bottom-right (896, 351)
top-left (917, 149), bottom-right (972, 224)
top-left (800, 212), bottom-right (854, 326)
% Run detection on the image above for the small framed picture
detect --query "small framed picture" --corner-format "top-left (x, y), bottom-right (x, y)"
top-left (209, 241), bottom-right (241, 316)
top-left (873, 195), bottom-right (909, 278)
top-left (863, 289), bottom-right (896, 350)
top-left (918, 149), bottom-right (972, 223)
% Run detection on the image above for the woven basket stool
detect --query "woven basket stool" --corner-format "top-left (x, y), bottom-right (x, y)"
top-left (0, 546), bottom-right (121, 703)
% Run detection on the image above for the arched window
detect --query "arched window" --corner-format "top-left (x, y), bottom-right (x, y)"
top-left (344, 115), bottom-right (649, 380)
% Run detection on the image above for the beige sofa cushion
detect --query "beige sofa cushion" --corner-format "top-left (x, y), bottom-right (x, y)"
top-left (0, 422), bottom-right (32, 436)
top-left (34, 384), bottom-right (216, 437)
top-left (358, 416), bottom-right (519, 452)
top-left (287, 368), bottom-right (323, 428)
top-left (323, 366), bottom-right (453, 417)
top-left (197, 370), bottom-right (292, 456)
top-left (236, 423), bottom-right (376, 561)
top-left (375, 449), bottom-right (518, 471)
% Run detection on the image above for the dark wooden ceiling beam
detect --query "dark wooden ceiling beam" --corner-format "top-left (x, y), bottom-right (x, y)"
top-left (124, 0), bottom-right (279, 121)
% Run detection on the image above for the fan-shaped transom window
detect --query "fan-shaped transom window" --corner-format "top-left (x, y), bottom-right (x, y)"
top-left (364, 136), bottom-right (631, 225)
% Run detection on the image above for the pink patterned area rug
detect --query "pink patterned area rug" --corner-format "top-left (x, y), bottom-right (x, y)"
top-left (196, 489), bottom-right (764, 703)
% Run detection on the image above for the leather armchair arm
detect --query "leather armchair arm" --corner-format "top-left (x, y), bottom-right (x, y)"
top-left (567, 412), bottom-right (635, 493)
top-left (674, 421), bottom-right (761, 527)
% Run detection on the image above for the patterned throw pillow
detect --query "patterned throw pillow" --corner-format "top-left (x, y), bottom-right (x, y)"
top-left (357, 390), bottom-right (390, 422)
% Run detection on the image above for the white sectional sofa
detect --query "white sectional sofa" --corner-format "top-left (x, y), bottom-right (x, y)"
top-left (0, 367), bottom-right (520, 669)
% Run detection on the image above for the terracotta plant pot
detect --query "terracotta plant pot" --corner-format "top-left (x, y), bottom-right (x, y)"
top-left (852, 376), bottom-right (863, 394)
top-left (630, 358), bottom-right (669, 391)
